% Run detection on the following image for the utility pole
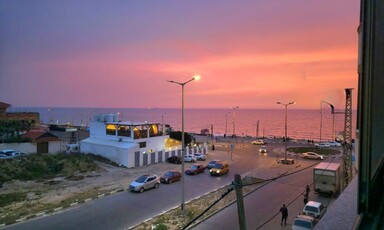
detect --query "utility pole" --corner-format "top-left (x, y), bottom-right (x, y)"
top-left (211, 124), bottom-right (215, 150)
top-left (234, 174), bottom-right (246, 230)
top-left (342, 88), bottom-right (354, 189)
top-left (256, 120), bottom-right (259, 138)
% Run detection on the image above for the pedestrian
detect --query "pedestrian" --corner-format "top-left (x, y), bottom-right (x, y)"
top-left (280, 204), bottom-right (288, 225)
top-left (303, 193), bottom-right (308, 205)
top-left (305, 185), bottom-right (310, 196)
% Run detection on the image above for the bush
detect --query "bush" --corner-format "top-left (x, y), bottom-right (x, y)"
top-left (0, 153), bottom-right (104, 183)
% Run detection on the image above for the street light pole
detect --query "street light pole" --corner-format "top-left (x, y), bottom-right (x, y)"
top-left (225, 112), bottom-right (230, 137)
top-left (167, 75), bottom-right (200, 215)
top-left (232, 106), bottom-right (240, 137)
top-left (320, 100), bottom-right (335, 143)
top-left (277, 101), bottom-right (295, 162)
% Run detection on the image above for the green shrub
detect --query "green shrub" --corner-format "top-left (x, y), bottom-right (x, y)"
top-left (0, 153), bottom-right (107, 183)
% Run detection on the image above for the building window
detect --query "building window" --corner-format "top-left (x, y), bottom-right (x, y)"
top-left (117, 125), bottom-right (131, 137)
top-left (106, 124), bottom-right (116, 135)
top-left (139, 142), bottom-right (146, 148)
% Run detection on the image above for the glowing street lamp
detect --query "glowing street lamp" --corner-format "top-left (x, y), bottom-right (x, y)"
top-left (320, 100), bottom-right (335, 143)
top-left (277, 101), bottom-right (296, 162)
top-left (167, 75), bottom-right (200, 214)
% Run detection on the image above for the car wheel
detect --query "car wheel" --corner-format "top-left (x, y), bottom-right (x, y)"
top-left (139, 187), bottom-right (145, 193)
top-left (169, 179), bottom-right (172, 184)
top-left (304, 156), bottom-right (308, 159)
top-left (154, 183), bottom-right (159, 189)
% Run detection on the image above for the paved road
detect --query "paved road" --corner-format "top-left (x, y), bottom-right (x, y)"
top-left (4, 140), bottom-right (327, 230)
top-left (192, 155), bottom-right (339, 229)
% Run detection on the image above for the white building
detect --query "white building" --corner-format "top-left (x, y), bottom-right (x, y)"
top-left (80, 114), bottom-right (206, 168)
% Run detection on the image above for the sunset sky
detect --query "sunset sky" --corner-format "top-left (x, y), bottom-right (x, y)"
top-left (0, 0), bottom-right (360, 110)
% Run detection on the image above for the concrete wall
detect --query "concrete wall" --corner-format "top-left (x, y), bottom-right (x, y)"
top-left (0, 141), bottom-right (63, 154)
top-left (80, 142), bottom-right (208, 168)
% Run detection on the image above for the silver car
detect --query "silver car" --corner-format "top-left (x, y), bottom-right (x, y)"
top-left (302, 152), bottom-right (324, 160)
top-left (129, 174), bottom-right (160, 193)
top-left (303, 201), bottom-right (327, 219)
top-left (194, 153), bottom-right (206, 161)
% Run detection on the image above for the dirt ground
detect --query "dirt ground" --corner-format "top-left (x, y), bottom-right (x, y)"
top-left (0, 148), bottom-right (230, 227)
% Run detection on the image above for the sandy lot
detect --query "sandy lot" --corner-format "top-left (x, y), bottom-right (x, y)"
top-left (0, 148), bottom-right (225, 225)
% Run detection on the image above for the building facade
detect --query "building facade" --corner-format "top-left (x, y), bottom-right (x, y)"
top-left (80, 114), bottom-right (207, 168)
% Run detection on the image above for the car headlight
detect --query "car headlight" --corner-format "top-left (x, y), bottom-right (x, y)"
top-left (217, 170), bottom-right (220, 173)
top-left (210, 169), bottom-right (213, 172)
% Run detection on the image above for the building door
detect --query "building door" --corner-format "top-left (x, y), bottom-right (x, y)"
top-left (158, 151), bottom-right (163, 163)
top-left (37, 142), bottom-right (49, 153)
top-left (151, 152), bottom-right (156, 164)
top-left (143, 153), bottom-right (148, 166)
top-left (135, 151), bottom-right (140, 167)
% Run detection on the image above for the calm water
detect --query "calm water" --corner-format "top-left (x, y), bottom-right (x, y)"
top-left (9, 107), bottom-right (354, 142)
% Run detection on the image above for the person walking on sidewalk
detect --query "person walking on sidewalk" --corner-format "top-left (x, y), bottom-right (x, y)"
top-left (305, 185), bottom-right (310, 196)
top-left (303, 193), bottom-right (308, 205)
top-left (280, 204), bottom-right (288, 225)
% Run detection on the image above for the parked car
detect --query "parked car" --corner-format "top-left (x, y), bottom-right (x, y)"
top-left (303, 201), bottom-right (327, 219)
top-left (210, 162), bottom-right (229, 176)
top-left (252, 139), bottom-right (265, 145)
top-left (0, 149), bottom-right (16, 156)
top-left (194, 153), bottom-right (206, 161)
top-left (129, 174), bottom-right (160, 193)
top-left (328, 141), bottom-right (341, 147)
top-left (259, 145), bottom-right (267, 153)
top-left (292, 214), bottom-right (317, 230)
top-left (184, 155), bottom-right (197, 163)
top-left (0, 149), bottom-right (25, 158)
top-left (160, 171), bottom-right (182, 184)
top-left (302, 152), bottom-right (324, 160)
top-left (167, 155), bottom-right (182, 164)
top-left (207, 160), bottom-right (222, 169)
top-left (314, 143), bottom-right (330, 148)
top-left (185, 164), bottom-right (207, 175)
top-left (0, 153), bottom-right (10, 159)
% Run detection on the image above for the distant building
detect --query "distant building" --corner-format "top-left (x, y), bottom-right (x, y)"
top-left (80, 113), bottom-right (207, 168)
top-left (22, 130), bottom-right (62, 153)
top-left (0, 101), bottom-right (40, 125)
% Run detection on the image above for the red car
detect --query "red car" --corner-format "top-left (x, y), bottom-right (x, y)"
top-left (160, 171), bottom-right (182, 184)
top-left (185, 164), bottom-right (207, 175)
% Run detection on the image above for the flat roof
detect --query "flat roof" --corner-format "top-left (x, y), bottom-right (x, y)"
top-left (314, 162), bottom-right (340, 171)
top-left (106, 122), bottom-right (160, 126)
top-left (81, 137), bottom-right (137, 149)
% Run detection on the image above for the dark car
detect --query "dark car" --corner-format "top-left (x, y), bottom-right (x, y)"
top-left (207, 160), bottom-right (222, 169)
top-left (185, 164), bottom-right (207, 175)
top-left (160, 171), bottom-right (182, 184)
top-left (167, 155), bottom-right (182, 164)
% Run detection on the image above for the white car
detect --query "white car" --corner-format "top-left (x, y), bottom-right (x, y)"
top-left (259, 146), bottom-right (267, 153)
top-left (302, 152), bottom-right (324, 160)
top-left (314, 143), bottom-right (330, 148)
top-left (129, 174), bottom-right (160, 193)
top-left (0, 149), bottom-right (24, 158)
top-left (194, 153), bottom-right (206, 161)
top-left (292, 215), bottom-right (317, 230)
top-left (252, 139), bottom-right (265, 145)
top-left (328, 141), bottom-right (341, 147)
top-left (184, 155), bottom-right (197, 162)
top-left (303, 201), bottom-right (327, 219)
top-left (0, 149), bottom-right (17, 156)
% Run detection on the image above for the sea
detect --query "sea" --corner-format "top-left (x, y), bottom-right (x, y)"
top-left (8, 107), bottom-right (355, 142)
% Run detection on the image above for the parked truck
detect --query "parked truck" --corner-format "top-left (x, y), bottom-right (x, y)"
top-left (313, 162), bottom-right (341, 195)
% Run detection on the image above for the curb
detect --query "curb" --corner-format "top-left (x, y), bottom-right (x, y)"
top-left (0, 188), bottom-right (129, 228)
